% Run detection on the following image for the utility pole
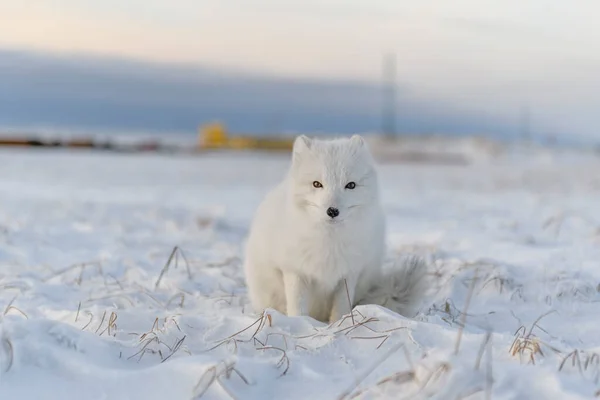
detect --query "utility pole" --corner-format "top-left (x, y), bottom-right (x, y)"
top-left (382, 53), bottom-right (397, 139)
top-left (519, 104), bottom-right (531, 142)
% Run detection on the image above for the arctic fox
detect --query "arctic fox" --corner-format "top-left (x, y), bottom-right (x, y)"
top-left (243, 134), bottom-right (425, 323)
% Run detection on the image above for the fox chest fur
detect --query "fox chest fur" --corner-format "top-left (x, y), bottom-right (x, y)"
top-left (277, 212), bottom-right (385, 291)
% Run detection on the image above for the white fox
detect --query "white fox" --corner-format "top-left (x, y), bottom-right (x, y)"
top-left (243, 134), bottom-right (426, 323)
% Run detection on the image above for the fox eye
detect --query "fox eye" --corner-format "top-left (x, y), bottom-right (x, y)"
top-left (345, 182), bottom-right (356, 189)
top-left (313, 181), bottom-right (323, 188)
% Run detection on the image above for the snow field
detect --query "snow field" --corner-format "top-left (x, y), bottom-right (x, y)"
top-left (1, 145), bottom-right (600, 399)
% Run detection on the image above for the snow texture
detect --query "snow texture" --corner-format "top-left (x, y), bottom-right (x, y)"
top-left (1, 143), bottom-right (600, 399)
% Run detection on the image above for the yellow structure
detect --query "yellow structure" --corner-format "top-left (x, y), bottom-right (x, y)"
top-left (198, 122), bottom-right (294, 151)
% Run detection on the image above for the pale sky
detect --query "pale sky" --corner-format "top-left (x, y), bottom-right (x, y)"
top-left (2, 1), bottom-right (600, 140)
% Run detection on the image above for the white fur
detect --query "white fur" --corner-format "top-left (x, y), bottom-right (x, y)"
top-left (243, 134), bottom-right (424, 323)
top-left (357, 255), bottom-right (428, 318)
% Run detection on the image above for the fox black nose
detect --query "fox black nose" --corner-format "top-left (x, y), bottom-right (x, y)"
top-left (326, 207), bottom-right (340, 219)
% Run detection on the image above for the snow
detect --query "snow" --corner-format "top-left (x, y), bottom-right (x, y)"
top-left (1, 143), bottom-right (600, 399)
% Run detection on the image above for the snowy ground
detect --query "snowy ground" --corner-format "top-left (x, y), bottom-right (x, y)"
top-left (2, 144), bottom-right (600, 399)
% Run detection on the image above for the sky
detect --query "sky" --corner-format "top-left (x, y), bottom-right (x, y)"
top-left (1, 1), bottom-right (600, 141)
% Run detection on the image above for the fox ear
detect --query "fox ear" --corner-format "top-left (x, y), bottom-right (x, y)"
top-left (293, 135), bottom-right (312, 159)
top-left (349, 134), bottom-right (365, 148)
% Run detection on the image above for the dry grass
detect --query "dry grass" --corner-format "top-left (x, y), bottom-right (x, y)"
top-left (191, 360), bottom-right (249, 399)
top-left (206, 310), bottom-right (273, 353)
top-left (336, 341), bottom-right (406, 400)
top-left (509, 310), bottom-right (560, 365)
top-left (334, 266), bottom-right (500, 399)
top-left (155, 246), bottom-right (192, 290)
top-left (198, 260), bottom-right (452, 398)
top-left (43, 261), bottom-right (103, 285)
top-left (3, 296), bottom-right (28, 320)
top-left (455, 269), bottom-right (479, 355)
top-left (0, 336), bottom-right (14, 373)
top-left (256, 345), bottom-right (290, 376)
top-left (205, 304), bottom-right (417, 383)
top-left (559, 349), bottom-right (600, 389)
top-left (97, 312), bottom-right (118, 337)
top-left (124, 317), bottom-right (189, 363)
top-left (5, 238), bottom-right (593, 399)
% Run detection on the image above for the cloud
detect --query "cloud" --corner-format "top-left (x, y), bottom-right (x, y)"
top-left (0, 49), bottom-right (514, 137)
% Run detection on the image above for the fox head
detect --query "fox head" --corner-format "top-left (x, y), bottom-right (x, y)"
top-left (288, 134), bottom-right (380, 223)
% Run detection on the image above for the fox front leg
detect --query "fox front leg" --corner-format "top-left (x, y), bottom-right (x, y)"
top-left (329, 277), bottom-right (357, 323)
top-left (283, 272), bottom-right (308, 317)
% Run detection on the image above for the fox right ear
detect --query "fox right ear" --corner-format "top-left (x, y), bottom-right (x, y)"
top-left (350, 134), bottom-right (365, 148)
top-left (293, 135), bottom-right (312, 158)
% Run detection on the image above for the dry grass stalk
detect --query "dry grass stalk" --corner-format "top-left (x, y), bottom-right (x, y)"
top-left (1, 336), bottom-right (14, 373)
top-left (155, 246), bottom-right (192, 290)
top-left (43, 261), bottom-right (103, 284)
top-left (161, 335), bottom-right (187, 363)
top-left (81, 311), bottom-right (94, 330)
top-left (126, 317), bottom-right (188, 363)
top-left (2, 296), bottom-right (28, 320)
top-left (345, 345), bottom-right (419, 399)
top-left (84, 292), bottom-right (136, 307)
top-left (166, 293), bottom-right (186, 309)
top-left (347, 370), bottom-right (416, 400)
top-left (94, 311), bottom-right (107, 334)
top-left (192, 360), bottom-right (249, 400)
top-left (98, 312), bottom-right (118, 337)
top-left (418, 362), bottom-right (452, 393)
top-left (337, 342), bottom-right (405, 400)
top-left (455, 269), bottom-right (480, 355)
top-left (486, 333), bottom-right (493, 400)
top-left (206, 311), bottom-right (272, 352)
top-left (3, 305), bottom-right (28, 320)
top-left (559, 349), bottom-right (600, 384)
top-left (344, 278), bottom-right (355, 325)
top-left (256, 345), bottom-right (290, 376)
top-left (75, 301), bottom-right (81, 322)
top-left (474, 332), bottom-right (492, 371)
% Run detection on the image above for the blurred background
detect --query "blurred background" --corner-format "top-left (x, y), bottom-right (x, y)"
top-left (1, 0), bottom-right (600, 151)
